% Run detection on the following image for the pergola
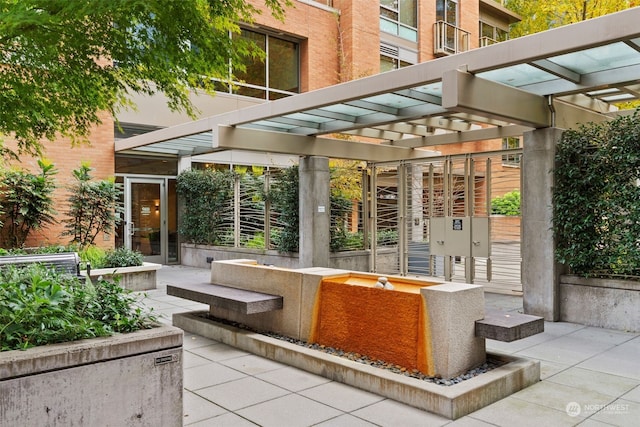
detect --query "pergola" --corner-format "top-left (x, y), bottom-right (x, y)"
top-left (115, 8), bottom-right (640, 320)
top-left (117, 8), bottom-right (640, 160)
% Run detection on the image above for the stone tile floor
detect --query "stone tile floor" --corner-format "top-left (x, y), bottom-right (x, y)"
top-left (139, 265), bottom-right (640, 427)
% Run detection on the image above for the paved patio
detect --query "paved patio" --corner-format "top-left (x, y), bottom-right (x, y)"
top-left (140, 265), bottom-right (640, 427)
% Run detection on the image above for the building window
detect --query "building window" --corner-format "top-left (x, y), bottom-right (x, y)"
top-left (216, 29), bottom-right (300, 100)
top-left (502, 137), bottom-right (521, 167)
top-left (380, 43), bottom-right (415, 72)
top-left (436, 0), bottom-right (458, 26)
top-left (480, 21), bottom-right (509, 47)
top-left (380, 0), bottom-right (418, 42)
top-left (434, 0), bottom-right (469, 56)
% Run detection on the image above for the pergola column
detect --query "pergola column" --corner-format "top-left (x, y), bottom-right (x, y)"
top-left (522, 127), bottom-right (565, 321)
top-left (299, 156), bottom-right (330, 268)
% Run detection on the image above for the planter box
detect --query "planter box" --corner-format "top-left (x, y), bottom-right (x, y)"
top-left (86, 262), bottom-right (161, 291)
top-left (0, 325), bottom-right (183, 426)
top-left (181, 243), bottom-right (398, 272)
top-left (560, 275), bottom-right (640, 332)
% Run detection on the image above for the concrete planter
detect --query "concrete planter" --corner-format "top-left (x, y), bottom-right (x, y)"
top-left (87, 262), bottom-right (161, 291)
top-left (181, 243), bottom-right (397, 272)
top-left (560, 275), bottom-right (640, 332)
top-left (0, 325), bottom-right (183, 426)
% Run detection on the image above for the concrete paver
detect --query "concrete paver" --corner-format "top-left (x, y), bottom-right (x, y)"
top-left (141, 265), bottom-right (640, 426)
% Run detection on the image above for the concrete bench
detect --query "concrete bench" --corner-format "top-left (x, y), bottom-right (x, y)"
top-left (167, 282), bottom-right (283, 315)
top-left (475, 310), bottom-right (544, 342)
top-left (0, 252), bottom-right (86, 280)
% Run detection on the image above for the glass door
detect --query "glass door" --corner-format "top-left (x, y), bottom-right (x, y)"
top-left (126, 178), bottom-right (165, 264)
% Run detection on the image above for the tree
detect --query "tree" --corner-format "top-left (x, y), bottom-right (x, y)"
top-left (0, 159), bottom-right (57, 248)
top-left (0, 0), bottom-right (289, 158)
top-left (62, 162), bottom-right (123, 248)
top-left (505, 0), bottom-right (636, 37)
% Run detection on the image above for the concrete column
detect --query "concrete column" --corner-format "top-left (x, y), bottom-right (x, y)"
top-left (299, 156), bottom-right (330, 268)
top-left (522, 127), bottom-right (565, 321)
top-left (178, 155), bottom-right (192, 172)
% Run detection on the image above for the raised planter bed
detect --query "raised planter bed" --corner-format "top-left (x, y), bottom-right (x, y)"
top-left (181, 243), bottom-right (398, 272)
top-left (85, 262), bottom-right (161, 291)
top-left (560, 275), bottom-right (640, 332)
top-left (0, 325), bottom-right (183, 426)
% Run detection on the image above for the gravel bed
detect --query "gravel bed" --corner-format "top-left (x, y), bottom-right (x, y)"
top-left (198, 313), bottom-right (504, 386)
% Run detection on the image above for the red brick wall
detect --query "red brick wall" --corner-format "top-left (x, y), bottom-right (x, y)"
top-left (333, 0), bottom-right (380, 80)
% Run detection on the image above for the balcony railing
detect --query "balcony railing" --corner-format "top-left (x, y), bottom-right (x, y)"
top-left (434, 21), bottom-right (470, 56)
top-left (479, 36), bottom-right (498, 48)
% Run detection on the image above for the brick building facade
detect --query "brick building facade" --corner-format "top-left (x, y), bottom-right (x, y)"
top-left (5, 0), bottom-right (520, 255)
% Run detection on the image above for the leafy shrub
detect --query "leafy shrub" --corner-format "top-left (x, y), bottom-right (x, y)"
top-left (0, 159), bottom-right (57, 248)
top-left (0, 264), bottom-right (155, 351)
top-left (62, 163), bottom-right (123, 247)
top-left (176, 169), bottom-right (235, 245)
top-left (377, 229), bottom-right (399, 246)
top-left (553, 111), bottom-right (640, 276)
top-left (491, 190), bottom-right (521, 216)
top-left (330, 193), bottom-right (354, 251)
top-left (267, 167), bottom-right (300, 252)
top-left (79, 245), bottom-right (107, 270)
top-left (244, 232), bottom-right (265, 249)
top-left (101, 247), bottom-right (144, 268)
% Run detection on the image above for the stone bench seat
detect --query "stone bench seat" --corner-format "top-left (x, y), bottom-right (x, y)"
top-left (167, 282), bottom-right (283, 315)
top-left (475, 310), bottom-right (544, 342)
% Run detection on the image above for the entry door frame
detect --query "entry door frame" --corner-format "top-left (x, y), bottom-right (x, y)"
top-left (124, 177), bottom-right (167, 264)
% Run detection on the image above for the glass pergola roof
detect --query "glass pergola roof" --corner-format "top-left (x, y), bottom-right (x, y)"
top-left (116, 7), bottom-right (640, 160)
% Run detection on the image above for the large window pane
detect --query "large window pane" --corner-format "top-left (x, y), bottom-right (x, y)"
top-left (269, 37), bottom-right (299, 92)
top-left (399, 0), bottom-right (417, 27)
top-left (380, 0), bottom-right (417, 41)
top-left (234, 30), bottom-right (266, 87)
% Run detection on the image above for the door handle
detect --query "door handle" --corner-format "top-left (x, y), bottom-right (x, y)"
top-left (130, 222), bottom-right (135, 236)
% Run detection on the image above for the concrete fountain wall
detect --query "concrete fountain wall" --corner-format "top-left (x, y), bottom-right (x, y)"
top-left (209, 259), bottom-right (485, 379)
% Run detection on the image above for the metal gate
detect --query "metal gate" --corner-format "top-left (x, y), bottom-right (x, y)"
top-left (369, 149), bottom-right (523, 294)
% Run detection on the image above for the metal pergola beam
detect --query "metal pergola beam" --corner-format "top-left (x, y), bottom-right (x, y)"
top-left (442, 70), bottom-right (551, 128)
top-left (214, 125), bottom-right (439, 162)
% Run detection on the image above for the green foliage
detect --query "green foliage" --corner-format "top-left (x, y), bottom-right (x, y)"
top-left (376, 229), bottom-right (399, 247)
top-left (79, 245), bottom-right (106, 270)
top-left (176, 168), bottom-right (235, 245)
top-left (0, 159), bottom-right (57, 248)
top-left (267, 166), bottom-right (299, 252)
top-left (62, 163), bottom-right (123, 247)
top-left (178, 164), bottom-right (366, 253)
top-left (330, 193), bottom-right (353, 252)
top-left (505, 0), bottom-right (632, 37)
top-left (491, 190), bottom-right (521, 216)
top-left (0, 264), bottom-right (155, 351)
top-left (0, 0), bottom-right (290, 158)
top-left (101, 247), bottom-right (144, 268)
top-left (553, 111), bottom-right (640, 276)
top-left (244, 232), bottom-right (266, 249)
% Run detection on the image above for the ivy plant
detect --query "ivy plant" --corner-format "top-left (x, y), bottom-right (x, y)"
top-left (176, 168), bottom-right (235, 245)
top-left (267, 166), bottom-right (300, 252)
top-left (553, 111), bottom-right (640, 276)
